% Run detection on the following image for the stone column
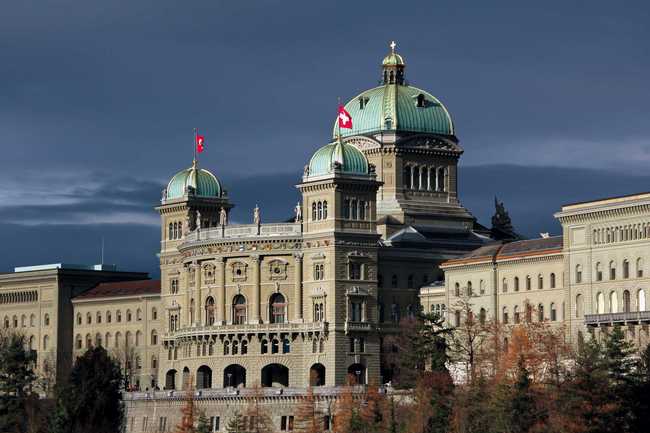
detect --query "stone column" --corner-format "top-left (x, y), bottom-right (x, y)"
top-left (184, 265), bottom-right (191, 327)
top-left (294, 252), bottom-right (303, 322)
top-left (195, 262), bottom-right (202, 326)
top-left (252, 255), bottom-right (261, 323)
top-left (219, 258), bottom-right (226, 324)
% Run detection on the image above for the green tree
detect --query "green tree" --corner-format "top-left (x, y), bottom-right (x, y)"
top-left (508, 356), bottom-right (543, 433)
top-left (196, 411), bottom-right (212, 433)
top-left (0, 331), bottom-right (38, 433)
top-left (51, 347), bottom-right (123, 433)
top-left (630, 343), bottom-right (650, 433)
top-left (226, 411), bottom-right (246, 433)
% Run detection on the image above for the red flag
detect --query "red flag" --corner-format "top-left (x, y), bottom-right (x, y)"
top-left (196, 135), bottom-right (205, 153)
top-left (338, 105), bottom-right (353, 129)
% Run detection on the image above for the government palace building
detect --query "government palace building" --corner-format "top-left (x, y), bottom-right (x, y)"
top-left (2, 44), bottom-right (650, 432)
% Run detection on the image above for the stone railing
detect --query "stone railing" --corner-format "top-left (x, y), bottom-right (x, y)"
top-left (584, 310), bottom-right (650, 326)
top-left (124, 385), bottom-right (409, 401)
top-left (184, 223), bottom-right (302, 243)
top-left (344, 321), bottom-right (374, 333)
top-left (163, 321), bottom-right (328, 340)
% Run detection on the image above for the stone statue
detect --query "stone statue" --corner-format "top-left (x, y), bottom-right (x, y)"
top-left (195, 210), bottom-right (202, 230)
top-left (491, 196), bottom-right (520, 240)
top-left (161, 188), bottom-right (167, 202)
top-left (294, 202), bottom-right (302, 222)
top-left (303, 165), bottom-right (310, 177)
top-left (253, 205), bottom-right (261, 225)
top-left (185, 212), bottom-right (192, 232)
top-left (219, 207), bottom-right (228, 226)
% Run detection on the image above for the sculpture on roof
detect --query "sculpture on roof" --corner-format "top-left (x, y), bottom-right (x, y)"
top-left (195, 210), bottom-right (202, 231)
top-left (253, 205), bottom-right (261, 226)
top-left (294, 202), bottom-right (302, 222)
top-left (491, 196), bottom-right (522, 241)
top-left (219, 207), bottom-right (228, 226)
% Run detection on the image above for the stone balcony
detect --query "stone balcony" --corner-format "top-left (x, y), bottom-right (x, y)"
top-left (183, 222), bottom-right (302, 244)
top-left (163, 321), bottom-right (328, 341)
top-left (584, 310), bottom-right (650, 327)
top-left (344, 321), bottom-right (374, 333)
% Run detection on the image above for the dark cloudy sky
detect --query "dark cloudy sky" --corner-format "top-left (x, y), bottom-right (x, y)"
top-left (1, 0), bottom-right (649, 277)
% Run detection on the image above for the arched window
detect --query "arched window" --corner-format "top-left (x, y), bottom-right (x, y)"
top-left (173, 222), bottom-right (178, 239)
top-left (261, 339), bottom-right (268, 354)
top-left (502, 278), bottom-right (508, 293)
top-left (152, 356), bottom-right (157, 369)
top-left (550, 303), bottom-right (557, 321)
top-left (514, 277), bottom-right (519, 291)
top-left (317, 202), bottom-right (323, 220)
top-left (609, 291), bottom-right (618, 313)
top-left (467, 281), bottom-right (473, 296)
top-left (152, 308), bottom-right (157, 321)
top-left (514, 306), bottom-right (520, 324)
top-left (86, 312), bottom-right (92, 324)
top-left (312, 202), bottom-right (317, 220)
top-left (76, 313), bottom-right (82, 325)
top-left (136, 309), bottom-right (142, 321)
top-left (502, 307), bottom-right (509, 324)
top-left (596, 262), bottom-right (603, 281)
top-left (126, 310), bottom-right (132, 322)
top-left (637, 258), bottom-right (644, 278)
top-left (550, 273), bottom-right (556, 288)
top-left (454, 282), bottom-right (460, 297)
top-left (525, 275), bottom-right (531, 290)
top-left (403, 166), bottom-right (412, 190)
top-left (437, 167), bottom-right (445, 191)
top-left (343, 199), bottom-right (350, 219)
top-left (107, 311), bottom-right (112, 323)
top-left (271, 339), bottom-right (279, 354)
top-left (232, 340), bottom-right (239, 355)
top-left (44, 314), bottom-right (49, 326)
top-left (241, 340), bottom-right (248, 355)
top-left (623, 290), bottom-right (631, 313)
top-left (576, 265), bottom-right (583, 283)
top-left (413, 166), bottom-right (420, 190)
top-left (85, 334), bottom-right (92, 349)
top-left (609, 261), bottom-right (616, 280)
top-left (623, 260), bottom-right (630, 279)
top-left (269, 293), bottom-right (287, 324)
top-left (479, 308), bottom-right (486, 325)
top-left (151, 330), bottom-right (158, 345)
top-left (205, 297), bottom-right (215, 325)
top-left (538, 275), bottom-right (543, 290)
top-left (638, 289), bottom-right (646, 311)
top-left (96, 312), bottom-right (102, 324)
top-left (105, 333), bottom-right (111, 347)
top-left (391, 275), bottom-right (398, 288)
top-left (224, 340), bottom-right (230, 355)
top-left (538, 304), bottom-right (544, 322)
top-left (596, 292), bottom-right (605, 314)
top-left (322, 201), bottom-right (328, 219)
top-left (232, 295), bottom-right (247, 325)
top-left (283, 338), bottom-right (291, 353)
top-left (43, 335), bottom-right (49, 350)
top-left (29, 314), bottom-right (35, 327)
top-left (75, 334), bottom-right (82, 350)
top-left (169, 223), bottom-right (173, 240)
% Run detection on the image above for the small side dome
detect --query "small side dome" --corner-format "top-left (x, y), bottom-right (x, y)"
top-left (166, 160), bottom-right (222, 200)
top-left (307, 141), bottom-right (369, 178)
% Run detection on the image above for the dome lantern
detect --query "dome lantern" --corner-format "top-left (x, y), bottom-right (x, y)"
top-left (382, 41), bottom-right (405, 85)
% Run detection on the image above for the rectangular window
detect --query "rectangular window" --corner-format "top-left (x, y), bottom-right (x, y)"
top-left (142, 417), bottom-right (148, 431)
top-left (348, 262), bottom-right (362, 280)
top-left (288, 416), bottom-right (294, 431)
top-left (281, 416), bottom-right (287, 431)
top-left (158, 417), bottom-right (167, 433)
top-left (323, 416), bottom-right (331, 431)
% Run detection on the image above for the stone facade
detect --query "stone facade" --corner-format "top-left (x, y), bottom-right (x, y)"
top-left (440, 192), bottom-right (650, 349)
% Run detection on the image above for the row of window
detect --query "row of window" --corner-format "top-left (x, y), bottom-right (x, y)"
top-left (167, 338), bottom-right (292, 360)
top-left (497, 273), bottom-right (558, 294)
top-left (452, 302), bottom-right (564, 327)
top-left (0, 290), bottom-right (38, 304)
top-left (3, 313), bottom-right (47, 328)
top-left (343, 198), bottom-right (370, 220)
top-left (75, 330), bottom-right (158, 350)
top-left (593, 224), bottom-right (650, 245)
top-left (167, 221), bottom-right (183, 240)
top-left (311, 201), bottom-right (328, 221)
top-left (403, 165), bottom-right (447, 192)
top-left (576, 258), bottom-right (644, 283)
top-left (19, 334), bottom-right (49, 351)
top-left (77, 308), bottom-right (157, 326)
top-left (592, 289), bottom-right (646, 315)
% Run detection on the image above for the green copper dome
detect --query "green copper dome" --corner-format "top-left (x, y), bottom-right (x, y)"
top-left (307, 141), bottom-right (369, 177)
top-left (333, 43), bottom-right (454, 138)
top-left (333, 85), bottom-right (454, 138)
top-left (166, 160), bottom-right (222, 200)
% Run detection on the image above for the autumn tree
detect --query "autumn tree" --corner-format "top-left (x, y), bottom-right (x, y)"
top-left (225, 411), bottom-right (246, 433)
top-left (175, 379), bottom-right (197, 433)
top-left (295, 387), bottom-right (323, 433)
top-left (245, 386), bottom-right (275, 433)
top-left (449, 293), bottom-right (489, 384)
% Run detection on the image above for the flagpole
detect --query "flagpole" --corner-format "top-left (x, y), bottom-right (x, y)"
top-left (337, 97), bottom-right (342, 142)
top-left (193, 127), bottom-right (197, 163)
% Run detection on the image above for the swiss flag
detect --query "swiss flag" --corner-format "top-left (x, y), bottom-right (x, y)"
top-left (196, 135), bottom-right (205, 153)
top-left (338, 105), bottom-right (353, 129)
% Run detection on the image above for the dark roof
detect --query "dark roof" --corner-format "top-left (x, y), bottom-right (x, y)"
top-left (563, 191), bottom-right (650, 207)
top-left (74, 279), bottom-right (160, 300)
top-left (497, 236), bottom-right (563, 258)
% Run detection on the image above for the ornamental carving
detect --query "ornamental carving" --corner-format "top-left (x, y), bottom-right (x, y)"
top-left (268, 260), bottom-right (288, 280)
top-left (398, 135), bottom-right (462, 153)
top-left (203, 263), bottom-right (216, 284)
top-left (231, 261), bottom-right (248, 282)
top-left (343, 136), bottom-right (381, 150)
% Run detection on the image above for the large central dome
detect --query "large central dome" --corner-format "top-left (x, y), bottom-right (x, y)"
top-left (333, 44), bottom-right (454, 139)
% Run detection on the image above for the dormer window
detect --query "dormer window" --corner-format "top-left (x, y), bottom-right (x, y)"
top-left (358, 96), bottom-right (369, 110)
top-left (416, 93), bottom-right (425, 108)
